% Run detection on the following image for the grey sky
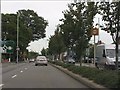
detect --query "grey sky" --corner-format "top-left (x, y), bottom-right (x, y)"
top-left (1, 0), bottom-right (113, 54)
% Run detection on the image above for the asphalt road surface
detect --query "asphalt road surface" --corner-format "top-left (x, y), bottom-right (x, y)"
top-left (1, 62), bottom-right (90, 88)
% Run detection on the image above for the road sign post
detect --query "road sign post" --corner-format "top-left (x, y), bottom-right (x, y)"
top-left (91, 27), bottom-right (99, 66)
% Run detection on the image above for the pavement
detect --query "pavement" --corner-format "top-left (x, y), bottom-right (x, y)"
top-left (50, 63), bottom-right (110, 90)
top-left (75, 63), bottom-right (96, 68)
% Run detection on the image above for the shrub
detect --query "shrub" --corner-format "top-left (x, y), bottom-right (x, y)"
top-left (94, 70), bottom-right (119, 88)
top-left (62, 63), bottom-right (72, 68)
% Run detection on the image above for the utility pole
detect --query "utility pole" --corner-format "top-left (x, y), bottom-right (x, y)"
top-left (16, 12), bottom-right (20, 63)
top-left (98, 18), bottom-right (100, 42)
top-left (0, 14), bottom-right (1, 63)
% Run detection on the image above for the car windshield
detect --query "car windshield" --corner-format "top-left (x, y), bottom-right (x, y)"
top-left (36, 56), bottom-right (46, 60)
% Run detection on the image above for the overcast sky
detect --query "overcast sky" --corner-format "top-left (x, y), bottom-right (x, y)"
top-left (1, 0), bottom-right (113, 54)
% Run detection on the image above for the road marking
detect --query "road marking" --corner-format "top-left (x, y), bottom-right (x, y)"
top-left (0, 84), bottom-right (4, 87)
top-left (20, 70), bottom-right (23, 73)
top-left (12, 75), bottom-right (17, 78)
top-left (25, 68), bottom-right (27, 70)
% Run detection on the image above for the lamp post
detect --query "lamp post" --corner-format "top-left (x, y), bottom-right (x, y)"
top-left (16, 12), bottom-right (20, 63)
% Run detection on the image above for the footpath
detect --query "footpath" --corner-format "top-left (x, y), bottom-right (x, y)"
top-left (75, 63), bottom-right (95, 68)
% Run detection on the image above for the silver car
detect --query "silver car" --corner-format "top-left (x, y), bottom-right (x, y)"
top-left (68, 58), bottom-right (75, 64)
top-left (29, 59), bottom-right (35, 63)
top-left (64, 58), bottom-right (75, 64)
top-left (35, 56), bottom-right (48, 66)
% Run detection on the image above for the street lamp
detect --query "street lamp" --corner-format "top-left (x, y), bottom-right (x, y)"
top-left (16, 12), bottom-right (20, 63)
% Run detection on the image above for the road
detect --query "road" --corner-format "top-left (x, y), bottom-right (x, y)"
top-left (1, 62), bottom-right (91, 88)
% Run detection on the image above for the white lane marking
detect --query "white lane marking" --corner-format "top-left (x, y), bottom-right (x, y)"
top-left (20, 70), bottom-right (23, 73)
top-left (12, 75), bottom-right (17, 78)
top-left (0, 84), bottom-right (4, 87)
top-left (25, 68), bottom-right (27, 70)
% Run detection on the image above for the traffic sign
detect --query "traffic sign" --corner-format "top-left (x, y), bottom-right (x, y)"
top-left (91, 27), bottom-right (99, 35)
top-left (1, 40), bottom-right (15, 54)
top-left (2, 44), bottom-right (7, 53)
top-left (0, 47), bottom-right (3, 53)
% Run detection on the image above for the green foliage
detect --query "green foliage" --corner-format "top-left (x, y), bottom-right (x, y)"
top-left (41, 48), bottom-right (47, 56)
top-left (62, 63), bottom-right (73, 68)
top-left (2, 9), bottom-right (48, 61)
top-left (98, 2), bottom-right (120, 70)
top-left (18, 9), bottom-right (48, 41)
top-left (52, 61), bottom-right (63, 66)
top-left (28, 51), bottom-right (39, 59)
top-left (98, 2), bottom-right (120, 44)
top-left (48, 27), bottom-right (66, 56)
top-left (59, 2), bottom-right (98, 61)
top-left (2, 14), bottom-right (17, 41)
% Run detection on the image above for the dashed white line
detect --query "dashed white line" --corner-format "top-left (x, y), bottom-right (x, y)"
top-left (0, 84), bottom-right (4, 87)
top-left (12, 75), bottom-right (17, 78)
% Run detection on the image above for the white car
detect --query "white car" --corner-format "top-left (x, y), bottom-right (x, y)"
top-left (68, 58), bottom-right (75, 64)
top-left (29, 59), bottom-right (35, 63)
top-left (35, 56), bottom-right (48, 66)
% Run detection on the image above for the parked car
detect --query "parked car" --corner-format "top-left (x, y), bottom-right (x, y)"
top-left (35, 56), bottom-right (48, 66)
top-left (29, 59), bottom-right (35, 63)
top-left (68, 58), bottom-right (75, 64)
top-left (64, 58), bottom-right (75, 64)
top-left (83, 57), bottom-right (92, 63)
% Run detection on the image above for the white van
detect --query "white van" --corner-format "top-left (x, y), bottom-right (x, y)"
top-left (96, 44), bottom-right (120, 70)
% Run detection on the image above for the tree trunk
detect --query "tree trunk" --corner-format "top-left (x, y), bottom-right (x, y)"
top-left (115, 43), bottom-right (119, 70)
top-left (79, 57), bottom-right (82, 66)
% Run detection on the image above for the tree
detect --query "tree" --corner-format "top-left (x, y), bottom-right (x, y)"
top-left (18, 9), bottom-right (48, 41)
top-left (2, 14), bottom-right (17, 41)
top-left (60, 2), bottom-right (98, 65)
top-left (28, 51), bottom-right (39, 59)
top-left (2, 9), bottom-right (48, 61)
top-left (48, 26), bottom-right (66, 60)
top-left (98, 1), bottom-right (120, 70)
top-left (41, 48), bottom-right (46, 56)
